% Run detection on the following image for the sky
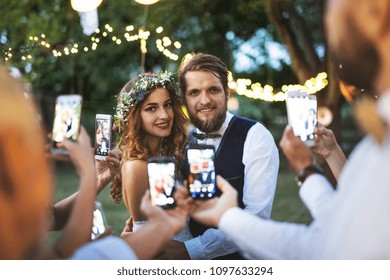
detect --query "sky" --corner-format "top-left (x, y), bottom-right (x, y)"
top-left (227, 28), bottom-right (291, 73)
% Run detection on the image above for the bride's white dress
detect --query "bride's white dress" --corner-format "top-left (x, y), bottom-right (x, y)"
top-left (133, 219), bottom-right (193, 241)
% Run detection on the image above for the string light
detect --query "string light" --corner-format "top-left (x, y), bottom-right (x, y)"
top-left (1, 26), bottom-right (328, 102)
top-left (134, 0), bottom-right (160, 5)
top-left (70, 0), bottom-right (102, 12)
top-left (228, 71), bottom-right (328, 102)
top-left (1, 22), bottom-right (181, 64)
top-left (181, 53), bottom-right (328, 102)
top-left (155, 26), bottom-right (180, 61)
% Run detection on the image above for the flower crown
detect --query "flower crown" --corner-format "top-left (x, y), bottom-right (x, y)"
top-left (115, 71), bottom-right (179, 124)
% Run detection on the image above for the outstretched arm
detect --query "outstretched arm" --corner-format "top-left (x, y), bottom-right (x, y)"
top-left (52, 126), bottom-right (97, 258)
top-left (154, 176), bottom-right (239, 260)
top-left (312, 123), bottom-right (347, 180)
top-left (189, 176), bottom-right (313, 260)
top-left (51, 148), bottom-right (121, 231)
top-left (189, 176), bottom-right (238, 227)
top-left (121, 189), bottom-right (188, 260)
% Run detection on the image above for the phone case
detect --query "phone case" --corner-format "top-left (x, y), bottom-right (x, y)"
top-left (285, 91), bottom-right (317, 147)
top-left (91, 201), bottom-right (108, 240)
top-left (94, 114), bottom-right (113, 160)
top-left (51, 94), bottom-right (83, 155)
top-left (186, 144), bottom-right (217, 199)
top-left (147, 156), bottom-right (176, 209)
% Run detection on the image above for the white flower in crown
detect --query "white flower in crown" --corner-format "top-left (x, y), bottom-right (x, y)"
top-left (160, 71), bottom-right (172, 81)
top-left (139, 79), bottom-right (148, 90)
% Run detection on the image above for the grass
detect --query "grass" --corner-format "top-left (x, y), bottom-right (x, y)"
top-left (271, 171), bottom-right (312, 224)
top-left (48, 160), bottom-right (312, 245)
top-left (48, 107), bottom-right (362, 245)
top-left (48, 162), bottom-right (129, 244)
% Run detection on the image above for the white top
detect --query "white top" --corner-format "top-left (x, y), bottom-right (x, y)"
top-left (133, 219), bottom-right (193, 242)
top-left (185, 112), bottom-right (280, 259)
top-left (70, 236), bottom-right (138, 260)
top-left (218, 100), bottom-right (390, 259)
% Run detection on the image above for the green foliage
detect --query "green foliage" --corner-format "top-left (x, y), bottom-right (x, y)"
top-left (48, 160), bottom-right (311, 246)
top-left (271, 171), bottom-right (312, 224)
top-left (0, 0), bottom-right (328, 134)
top-left (48, 162), bottom-right (129, 245)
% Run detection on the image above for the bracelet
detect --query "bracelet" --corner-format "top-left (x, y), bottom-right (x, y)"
top-left (296, 164), bottom-right (324, 187)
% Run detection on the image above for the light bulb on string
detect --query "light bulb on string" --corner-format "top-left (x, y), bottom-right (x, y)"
top-left (134, 0), bottom-right (160, 5)
top-left (71, 0), bottom-right (102, 12)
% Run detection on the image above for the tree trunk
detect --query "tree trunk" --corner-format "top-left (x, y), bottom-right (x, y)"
top-left (267, 0), bottom-right (343, 187)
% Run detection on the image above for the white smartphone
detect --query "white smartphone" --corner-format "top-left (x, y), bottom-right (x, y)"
top-left (51, 94), bottom-right (82, 155)
top-left (147, 156), bottom-right (176, 209)
top-left (285, 90), bottom-right (317, 147)
top-left (186, 144), bottom-right (217, 199)
top-left (94, 114), bottom-right (112, 160)
top-left (91, 201), bottom-right (108, 240)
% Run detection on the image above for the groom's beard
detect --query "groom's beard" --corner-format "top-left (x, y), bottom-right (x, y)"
top-left (188, 101), bottom-right (227, 133)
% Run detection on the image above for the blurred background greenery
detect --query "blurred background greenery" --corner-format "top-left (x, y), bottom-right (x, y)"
top-left (48, 114), bottom-right (360, 244)
top-left (48, 157), bottom-right (312, 244)
top-left (2, 0), bottom-right (364, 245)
top-left (1, 0), bottom-right (361, 141)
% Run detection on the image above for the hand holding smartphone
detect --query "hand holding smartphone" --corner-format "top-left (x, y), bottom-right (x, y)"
top-left (51, 94), bottom-right (82, 156)
top-left (285, 91), bottom-right (317, 147)
top-left (186, 144), bottom-right (217, 199)
top-left (94, 114), bottom-right (113, 160)
top-left (147, 156), bottom-right (176, 209)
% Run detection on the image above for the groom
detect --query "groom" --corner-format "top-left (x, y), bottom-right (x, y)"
top-left (157, 53), bottom-right (280, 259)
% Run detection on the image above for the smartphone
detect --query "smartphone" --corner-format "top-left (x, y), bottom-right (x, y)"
top-left (186, 144), bottom-right (216, 199)
top-left (51, 94), bottom-right (83, 155)
top-left (91, 201), bottom-right (108, 240)
top-left (285, 91), bottom-right (317, 147)
top-left (147, 156), bottom-right (176, 209)
top-left (95, 114), bottom-right (112, 160)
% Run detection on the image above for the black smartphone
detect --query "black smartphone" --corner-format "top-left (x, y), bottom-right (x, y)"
top-left (94, 114), bottom-right (112, 160)
top-left (51, 94), bottom-right (83, 156)
top-left (186, 144), bottom-right (217, 199)
top-left (285, 90), bottom-right (317, 147)
top-left (147, 156), bottom-right (176, 209)
top-left (91, 201), bottom-right (108, 240)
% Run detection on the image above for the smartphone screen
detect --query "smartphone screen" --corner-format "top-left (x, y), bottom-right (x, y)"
top-left (147, 156), bottom-right (176, 209)
top-left (187, 145), bottom-right (216, 199)
top-left (95, 114), bottom-right (112, 160)
top-left (91, 201), bottom-right (108, 240)
top-left (52, 94), bottom-right (82, 155)
top-left (286, 91), bottom-right (317, 146)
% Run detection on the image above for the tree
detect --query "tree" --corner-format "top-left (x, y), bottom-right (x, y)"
top-left (0, 0), bottom-right (346, 143)
top-left (0, 0), bottom-right (149, 129)
top-left (267, 0), bottom-right (343, 139)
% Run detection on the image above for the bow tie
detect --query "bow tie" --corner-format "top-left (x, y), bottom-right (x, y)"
top-left (354, 97), bottom-right (388, 144)
top-left (192, 131), bottom-right (222, 140)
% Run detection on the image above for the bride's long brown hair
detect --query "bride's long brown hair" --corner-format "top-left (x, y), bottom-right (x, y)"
top-left (110, 73), bottom-right (188, 203)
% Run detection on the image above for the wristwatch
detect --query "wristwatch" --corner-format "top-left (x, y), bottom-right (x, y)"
top-left (296, 164), bottom-right (324, 187)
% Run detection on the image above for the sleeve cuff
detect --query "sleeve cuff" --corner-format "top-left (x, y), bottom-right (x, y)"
top-left (184, 236), bottom-right (206, 260)
top-left (299, 173), bottom-right (334, 216)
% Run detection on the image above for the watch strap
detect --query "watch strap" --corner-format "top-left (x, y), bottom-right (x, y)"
top-left (296, 164), bottom-right (324, 187)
